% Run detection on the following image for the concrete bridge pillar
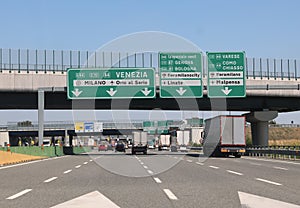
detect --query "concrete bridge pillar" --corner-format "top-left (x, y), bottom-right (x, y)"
top-left (244, 111), bottom-right (278, 146)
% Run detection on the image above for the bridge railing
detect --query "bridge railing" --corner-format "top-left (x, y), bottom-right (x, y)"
top-left (0, 48), bottom-right (299, 80)
top-left (245, 145), bottom-right (300, 160)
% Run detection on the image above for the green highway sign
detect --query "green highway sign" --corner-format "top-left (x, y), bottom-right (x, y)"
top-left (159, 52), bottom-right (203, 98)
top-left (207, 52), bottom-right (246, 98)
top-left (67, 68), bottom-right (155, 99)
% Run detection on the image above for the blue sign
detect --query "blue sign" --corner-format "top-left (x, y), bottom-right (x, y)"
top-left (84, 122), bottom-right (94, 132)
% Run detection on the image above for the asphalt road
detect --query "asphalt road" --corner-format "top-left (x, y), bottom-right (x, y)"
top-left (0, 149), bottom-right (300, 208)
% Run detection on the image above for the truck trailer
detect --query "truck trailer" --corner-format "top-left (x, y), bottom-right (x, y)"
top-left (158, 135), bottom-right (171, 151)
top-left (202, 116), bottom-right (246, 158)
top-left (132, 131), bottom-right (148, 155)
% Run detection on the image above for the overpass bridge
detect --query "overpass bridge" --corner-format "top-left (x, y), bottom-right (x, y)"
top-left (0, 48), bottom-right (299, 146)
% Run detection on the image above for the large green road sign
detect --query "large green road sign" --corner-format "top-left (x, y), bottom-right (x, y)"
top-left (67, 68), bottom-right (155, 99)
top-left (159, 52), bottom-right (203, 98)
top-left (207, 52), bottom-right (246, 98)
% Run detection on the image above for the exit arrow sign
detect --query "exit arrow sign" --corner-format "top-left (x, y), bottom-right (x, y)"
top-left (207, 52), bottom-right (246, 98)
top-left (67, 68), bottom-right (156, 99)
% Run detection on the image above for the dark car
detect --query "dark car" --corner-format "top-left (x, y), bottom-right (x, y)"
top-left (115, 142), bottom-right (126, 152)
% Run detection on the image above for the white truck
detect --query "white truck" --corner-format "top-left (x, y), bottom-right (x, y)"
top-left (176, 130), bottom-right (190, 151)
top-left (191, 127), bottom-right (204, 145)
top-left (132, 131), bottom-right (148, 155)
top-left (202, 116), bottom-right (246, 158)
top-left (158, 135), bottom-right (170, 151)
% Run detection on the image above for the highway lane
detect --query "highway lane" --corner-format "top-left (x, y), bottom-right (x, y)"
top-left (162, 154), bottom-right (300, 207)
top-left (0, 150), bottom-right (300, 207)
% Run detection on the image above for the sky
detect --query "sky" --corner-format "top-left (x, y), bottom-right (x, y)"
top-left (0, 0), bottom-right (299, 124)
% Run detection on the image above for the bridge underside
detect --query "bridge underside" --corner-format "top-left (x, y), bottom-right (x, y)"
top-left (0, 91), bottom-right (299, 112)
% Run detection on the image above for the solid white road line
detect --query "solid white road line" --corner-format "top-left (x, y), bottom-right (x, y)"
top-left (226, 170), bottom-right (243, 176)
top-left (75, 165), bottom-right (81, 169)
top-left (256, 178), bottom-right (282, 186)
top-left (209, 165), bottom-right (219, 169)
top-left (6, 189), bottom-right (32, 200)
top-left (186, 160), bottom-right (193, 163)
top-left (143, 166), bottom-right (148, 169)
top-left (63, 170), bottom-right (72, 174)
top-left (196, 162), bottom-right (204, 165)
top-left (163, 189), bottom-right (178, 200)
top-left (243, 157), bottom-right (300, 166)
top-left (147, 170), bottom-right (154, 175)
top-left (250, 162), bottom-right (262, 166)
top-left (0, 156), bottom-right (68, 170)
top-left (273, 166), bottom-right (288, 171)
top-left (44, 177), bottom-right (58, 183)
top-left (83, 162), bottom-right (88, 165)
top-left (153, 177), bottom-right (162, 184)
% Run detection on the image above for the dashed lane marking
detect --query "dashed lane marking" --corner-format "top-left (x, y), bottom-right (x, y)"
top-left (63, 170), bottom-right (72, 174)
top-left (209, 165), bottom-right (219, 169)
top-left (6, 189), bottom-right (32, 200)
top-left (255, 178), bottom-right (282, 186)
top-left (153, 177), bottom-right (162, 184)
top-left (226, 170), bottom-right (243, 176)
top-left (44, 177), bottom-right (58, 183)
top-left (163, 189), bottom-right (178, 200)
top-left (273, 166), bottom-right (288, 171)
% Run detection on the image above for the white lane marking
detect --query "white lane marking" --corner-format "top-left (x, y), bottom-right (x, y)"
top-left (143, 166), bottom-right (148, 169)
top-left (50, 191), bottom-right (120, 208)
top-left (243, 157), bottom-right (300, 166)
top-left (226, 170), bottom-right (243, 176)
top-left (94, 156), bottom-right (102, 160)
top-left (44, 177), bottom-right (58, 183)
top-left (196, 162), bottom-right (204, 165)
top-left (83, 162), bottom-right (88, 165)
top-left (174, 157), bottom-right (178, 159)
top-left (64, 170), bottom-right (72, 174)
top-left (255, 178), bottom-right (282, 186)
top-left (250, 162), bottom-right (261, 166)
top-left (75, 165), bottom-right (81, 169)
top-left (163, 189), bottom-right (178, 200)
top-left (273, 166), bottom-right (288, 171)
top-left (186, 159), bottom-right (193, 163)
top-left (153, 177), bottom-right (162, 184)
top-left (140, 162), bottom-right (144, 165)
top-left (238, 191), bottom-right (300, 208)
top-left (209, 165), bottom-right (219, 169)
top-left (6, 189), bottom-right (32, 200)
top-left (0, 156), bottom-right (68, 170)
top-left (147, 170), bottom-right (154, 175)
top-left (89, 160), bottom-right (93, 162)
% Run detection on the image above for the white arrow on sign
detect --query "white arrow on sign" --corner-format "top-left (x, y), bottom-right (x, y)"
top-left (221, 87), bottom-right (232, 95)
top-left (106, 88), bottom-right (117, 96)
top-left (176, 87), bottom-right (187, 96)
top-left (141, 88), bottom-right (152, 96)
top-left (72, 88), bottom-right (82, 97)
top-left (238, 191), bottom-right (300, 208)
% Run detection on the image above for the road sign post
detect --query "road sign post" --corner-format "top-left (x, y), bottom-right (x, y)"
top-left (159, 52), bottom-right (203, 98)
top-left (207, 52), bottom-right (246, 98)
top-left (67, 68), bottom-right (155, 99)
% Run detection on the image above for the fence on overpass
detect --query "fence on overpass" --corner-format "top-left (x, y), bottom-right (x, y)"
top-left (0, 48), bottom-right (299, 80)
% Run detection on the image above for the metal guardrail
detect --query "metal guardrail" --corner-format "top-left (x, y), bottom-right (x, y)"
top-left (246, 146), bottom-right (300, 160)
top-left (0, 48), bottom-right (299, 79)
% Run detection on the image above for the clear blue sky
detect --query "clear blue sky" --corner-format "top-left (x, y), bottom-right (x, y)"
top-left (0, 0), bottom-right (299, 124)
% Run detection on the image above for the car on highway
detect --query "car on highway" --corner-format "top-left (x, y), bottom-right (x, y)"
top-left (98, 141), bottom-right (108, 151)
top-left (115, 141), bottom-right (126, 152)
